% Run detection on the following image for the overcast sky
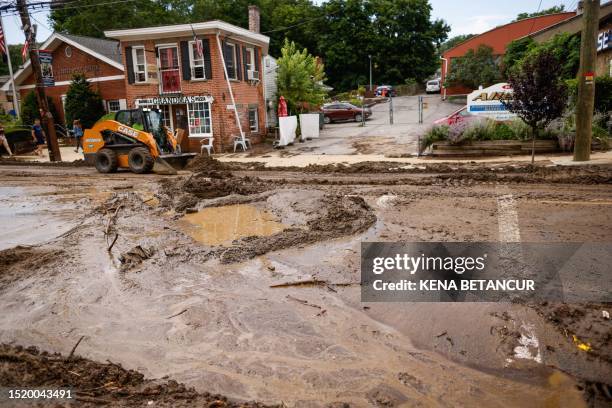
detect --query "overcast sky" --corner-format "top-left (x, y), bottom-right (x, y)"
top-left (2, 0), bottom-right (579, 45)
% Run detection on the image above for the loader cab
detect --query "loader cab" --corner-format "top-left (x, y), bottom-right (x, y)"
top-left (114, 108), bottom-right (170, 152)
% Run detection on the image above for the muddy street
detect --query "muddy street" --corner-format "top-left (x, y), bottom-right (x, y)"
top-left (0, 161), bottom-right (611, 407)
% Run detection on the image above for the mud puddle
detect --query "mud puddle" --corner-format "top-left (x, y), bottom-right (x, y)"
top-left (178, 204), bottom-right (287, 246)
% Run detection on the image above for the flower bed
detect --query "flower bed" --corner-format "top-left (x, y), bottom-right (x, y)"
top-left (420, 118), bottom-right (559, 156)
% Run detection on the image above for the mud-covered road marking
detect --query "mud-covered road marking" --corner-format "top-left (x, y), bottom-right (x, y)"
top-left (496, 193), bottom-right (521, 243)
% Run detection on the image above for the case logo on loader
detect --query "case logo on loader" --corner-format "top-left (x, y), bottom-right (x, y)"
top-left (118, 125), bottom-right (140, 138)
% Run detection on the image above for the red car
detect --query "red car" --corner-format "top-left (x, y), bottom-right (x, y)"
top-left (322, 103), bottom-right (372, 124)
top-left (434, 106), bottom-right (475, 126)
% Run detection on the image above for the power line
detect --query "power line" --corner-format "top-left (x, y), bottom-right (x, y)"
top-left (528, 0), bottom-right (545, 36)
top-left (1, 0), bottom-right (141, 16)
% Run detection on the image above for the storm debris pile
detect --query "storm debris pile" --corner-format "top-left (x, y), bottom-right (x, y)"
top-left (0, 344), bottom-right (274, 407)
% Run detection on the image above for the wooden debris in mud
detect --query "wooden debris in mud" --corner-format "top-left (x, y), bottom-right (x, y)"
top-left (67, 335), bottom-right (85, 360)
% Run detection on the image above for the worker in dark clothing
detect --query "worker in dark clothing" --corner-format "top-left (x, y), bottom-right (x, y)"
top-left (32, 118), bottom-right (46, 157)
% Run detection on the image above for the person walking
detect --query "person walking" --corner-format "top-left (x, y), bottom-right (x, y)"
top-left (73, 119), bottom-right (83, 153)
top-left (32, 118), bottom-right (46, 156)
top-left (0, 123), bottom-right (13, 157)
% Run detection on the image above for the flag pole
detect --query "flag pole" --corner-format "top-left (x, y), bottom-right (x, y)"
top-left (0, 16), bottom-right (20, 120)
top-left (0, 16), bottom-right (19, 120)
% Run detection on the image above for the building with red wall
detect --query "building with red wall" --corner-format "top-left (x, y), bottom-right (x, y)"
top-left (441, 12), bottom-right (576, 96)
top-left (2, 33), bottom-right (126, 125)
top-left (105, 6), bottom-right (269, 153)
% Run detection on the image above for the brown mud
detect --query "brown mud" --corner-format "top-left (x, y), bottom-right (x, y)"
top-left (0, 344), bottom-right (273, 407)
top-left (0, 161), bottom-right (611, 406)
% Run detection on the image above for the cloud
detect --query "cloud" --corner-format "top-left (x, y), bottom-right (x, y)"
top-left (453, 15), bottom-right (512, 36)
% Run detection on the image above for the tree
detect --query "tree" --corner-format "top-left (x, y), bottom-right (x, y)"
top-left (276, 39), bottom-right (327, 114)
top-left (21, 91), bottom-right (59, 126)
top-left (50, 0), bottom-right (449, 92)
top-left (515, 5), bottom-right (565, 21)
top-left (439, 34), bottom-right (476, 54)
top-left (504, 50), bottom-right (568, 163)
top-left (504, 33), bottom-right (581, 80)
top-left (502, 37), bottom-right (535, 77)
top-left (64, 74), bottom-right (105, 128)
top-left (0, 44), bottom-right (28, 76)
top-left (445, 45), bottom-right (501, 89)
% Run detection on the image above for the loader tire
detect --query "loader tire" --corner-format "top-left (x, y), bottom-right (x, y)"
top-left (128, 147), bottom-right (154, 174)
top-left (95, 148), bottom-right (118, 173)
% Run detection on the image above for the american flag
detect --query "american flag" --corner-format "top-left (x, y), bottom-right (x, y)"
top-left (0, 23), bottom-right (6, 56)
top-left (21, 33), bottom-right (31, 62)
top-left (191, 27), bottom-right (203, 59)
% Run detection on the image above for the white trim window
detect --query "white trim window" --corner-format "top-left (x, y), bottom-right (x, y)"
top-left (187, 101), bottom-right (212, 136)
top-left (245, 46), bottom-right (255, 72)
top-left (248, 107), bottom-right (258, 133)
top-left (225, 42), bottom-right (237, 80)
top-left (189, 41), bottom-right (206, 80)
top-left (132, 46), bottom-right (147, 83)
top-left (107, 100), bottom-right (121, 112)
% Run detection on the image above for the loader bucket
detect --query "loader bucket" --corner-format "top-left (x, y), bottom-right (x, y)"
top-left (153, 153), bottom-right (197, 175)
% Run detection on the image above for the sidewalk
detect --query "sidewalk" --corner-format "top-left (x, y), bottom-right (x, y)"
top-left (10, 145), bottom-right (612, 168)
top-left (216, 150), bottom-right (612, 167)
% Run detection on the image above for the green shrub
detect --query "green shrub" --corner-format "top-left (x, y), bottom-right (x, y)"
top-left (495, 123), bottom-right (516, 140)
top-left (420, 125), bottom-right (449, 152)
top-left (507, 119), bottom-right (532, 140)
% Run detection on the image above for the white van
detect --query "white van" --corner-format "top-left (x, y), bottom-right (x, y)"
top-left (426, 79), bottom-right (441, 94)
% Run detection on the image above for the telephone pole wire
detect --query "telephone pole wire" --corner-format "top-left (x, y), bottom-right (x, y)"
top-left (574, 0), bottom-right (600, 162)
top-left (16, 0), bottom-right (61, 162)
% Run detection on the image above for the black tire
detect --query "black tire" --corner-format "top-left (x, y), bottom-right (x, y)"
top-left (128, 147), bottom-right (154, 174)
top-left (95, 148), bottom-right (118, 173)
top-left (323, 115), bottom-right (331, 124)
top-left (355, 114), bottom-right (363, 122)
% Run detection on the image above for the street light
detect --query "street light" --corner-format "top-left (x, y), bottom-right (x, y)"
top-left (368, 55), bottom-right (372, 92)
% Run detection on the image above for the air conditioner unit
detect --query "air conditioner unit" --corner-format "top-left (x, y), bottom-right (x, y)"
top-left (247, 70), bottom-right (259, 81)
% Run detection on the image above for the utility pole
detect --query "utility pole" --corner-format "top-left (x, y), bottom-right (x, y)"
top-left (16, 0), bottom-right (61, 161)
top-left (574, 0), bottom-right (600, 162)
top-left (368, 55), bottom-right (372, 92)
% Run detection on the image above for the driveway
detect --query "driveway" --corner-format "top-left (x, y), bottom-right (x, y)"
top-left (272, 95), bottom-right (460, 156)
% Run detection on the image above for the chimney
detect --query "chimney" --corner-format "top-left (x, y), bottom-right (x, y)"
top-left (249, 5), bottom-right (260, 33)
top-left (577, 1), bottom-right (584, 15)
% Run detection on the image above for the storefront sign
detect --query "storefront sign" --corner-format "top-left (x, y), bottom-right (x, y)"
top-left (597, 29), bottom-right (611, 53)
top-left (38, 50), bottom-right (54, 87)
top-left (467, 83), bottom-right (516, 121)
top-left (136, 95), bottom-right (213, 106)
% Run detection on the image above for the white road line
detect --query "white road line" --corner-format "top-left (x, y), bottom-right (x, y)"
top-left (497, 193), bottom-right (521, 243)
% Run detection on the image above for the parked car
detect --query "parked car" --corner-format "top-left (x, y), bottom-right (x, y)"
top-left (322, 103), bottom-right (372, 124)
top-left (426, 79), bottom-right (441, 94)
top-left (375, 85), bottom-right (396, 97)
top-left (434, 106), bottom-right (476, 126)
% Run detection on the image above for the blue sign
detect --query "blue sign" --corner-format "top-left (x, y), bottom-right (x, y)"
top-left (38, 50), bottom-right (54, 87)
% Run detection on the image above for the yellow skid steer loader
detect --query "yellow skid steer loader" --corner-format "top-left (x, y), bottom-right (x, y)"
top-left (83, 108), bottom-right (196, 175)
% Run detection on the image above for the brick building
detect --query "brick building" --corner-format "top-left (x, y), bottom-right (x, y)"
top-left (441, 12), bottom-right (576, 96)
top-left (529, 1), bottom-right (612, 78)
top-left (1, 33), bottom-right (126, 124)
top-left (105, 6), bottom-right (269, 153)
